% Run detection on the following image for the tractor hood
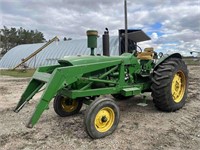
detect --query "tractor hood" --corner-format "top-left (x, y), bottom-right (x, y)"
top-left (58, 53), bottom-right (133, 66)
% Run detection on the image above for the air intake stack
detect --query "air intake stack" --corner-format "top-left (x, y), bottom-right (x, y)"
top-left (87, 30), bottom-right (98, 56)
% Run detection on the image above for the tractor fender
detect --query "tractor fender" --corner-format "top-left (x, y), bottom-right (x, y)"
top-left (154, 53), bottom-right (182, 69)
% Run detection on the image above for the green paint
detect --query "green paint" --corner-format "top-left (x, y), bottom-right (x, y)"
top-left (14, 46), bottom-right (182, 128)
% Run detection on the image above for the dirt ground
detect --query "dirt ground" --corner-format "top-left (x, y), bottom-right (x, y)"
top-left (0, 66), bottom-right (200, 150)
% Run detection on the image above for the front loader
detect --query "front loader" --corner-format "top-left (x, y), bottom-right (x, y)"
top-left (14, 30), bottom-right (188, 139)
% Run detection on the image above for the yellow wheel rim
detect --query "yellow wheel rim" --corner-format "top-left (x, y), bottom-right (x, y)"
top-left (61, 98), bottom-right (78, 112)
top-left (171, 70), bottom-right (186, 103)
top-left (94, 107), bottom-right (115, 132)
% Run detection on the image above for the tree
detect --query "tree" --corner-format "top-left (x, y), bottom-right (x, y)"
top-left (0, 26), bottom-right (46, 55)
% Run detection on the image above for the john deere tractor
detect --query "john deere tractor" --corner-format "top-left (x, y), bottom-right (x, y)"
top-left (14, 29), bottom-right (188, 139)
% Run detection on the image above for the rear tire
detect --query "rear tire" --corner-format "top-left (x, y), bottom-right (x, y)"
top-left (151, 58), bottom-right (188, 112)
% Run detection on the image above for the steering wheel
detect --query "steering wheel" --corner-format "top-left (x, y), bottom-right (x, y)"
top-left (136, 45), bottom-right (142, 52)
top-left (158, 52), bottom-right (163, 58)
top-left (132, 45), bottom-right (142, 56)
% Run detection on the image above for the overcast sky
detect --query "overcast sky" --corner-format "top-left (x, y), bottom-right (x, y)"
top-left (0, 0), bottom-right (200, 56)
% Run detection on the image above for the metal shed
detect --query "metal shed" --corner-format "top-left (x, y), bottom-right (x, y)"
top-left (0, 37), bottom-right (119, 69)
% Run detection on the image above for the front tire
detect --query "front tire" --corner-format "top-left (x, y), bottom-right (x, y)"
top-left (84, 98), bottom-right (120, 139)
top-left (53, 95), bottom-right (83, 117)
top-left (151, 58), bottom-right (188, 112)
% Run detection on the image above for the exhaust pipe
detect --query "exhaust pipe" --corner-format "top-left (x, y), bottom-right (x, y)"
top-left (102, 28), bottom-right (110, 56)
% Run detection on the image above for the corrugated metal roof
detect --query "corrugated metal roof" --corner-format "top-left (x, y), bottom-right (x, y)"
top-left (0, 36), bottom-right (119, 68)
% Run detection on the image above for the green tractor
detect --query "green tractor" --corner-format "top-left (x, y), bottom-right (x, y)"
top-left (14, 29), bottom-right (188, 139)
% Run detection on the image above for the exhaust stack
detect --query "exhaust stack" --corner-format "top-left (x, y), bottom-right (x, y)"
top-left (102, 28), bottom-right (110, 56)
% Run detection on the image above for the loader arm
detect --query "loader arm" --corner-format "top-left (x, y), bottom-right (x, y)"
top-left (15, 60), bottom-right (122, 128)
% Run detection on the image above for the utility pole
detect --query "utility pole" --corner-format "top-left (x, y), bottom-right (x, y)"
top-left (124, 0), bottom-right (128, 53)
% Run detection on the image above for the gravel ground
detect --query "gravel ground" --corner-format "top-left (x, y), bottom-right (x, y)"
top-left (0, 66), bottom-right (200, 150)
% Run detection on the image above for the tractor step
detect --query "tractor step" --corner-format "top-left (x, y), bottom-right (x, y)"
top-left (121, 87), bottom-right (141, 96)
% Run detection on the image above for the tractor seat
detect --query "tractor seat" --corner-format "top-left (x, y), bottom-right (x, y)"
top-left (137, 47), bottom-right (154, 60)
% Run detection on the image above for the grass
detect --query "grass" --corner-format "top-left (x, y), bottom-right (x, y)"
top-left (0, 69), bottom-right (36, 77)
top-left (183, 59), bottom-right (200, 66)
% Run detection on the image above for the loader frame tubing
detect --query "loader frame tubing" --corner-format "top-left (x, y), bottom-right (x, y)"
top-left (16, 60), bottom-right (143, 128)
